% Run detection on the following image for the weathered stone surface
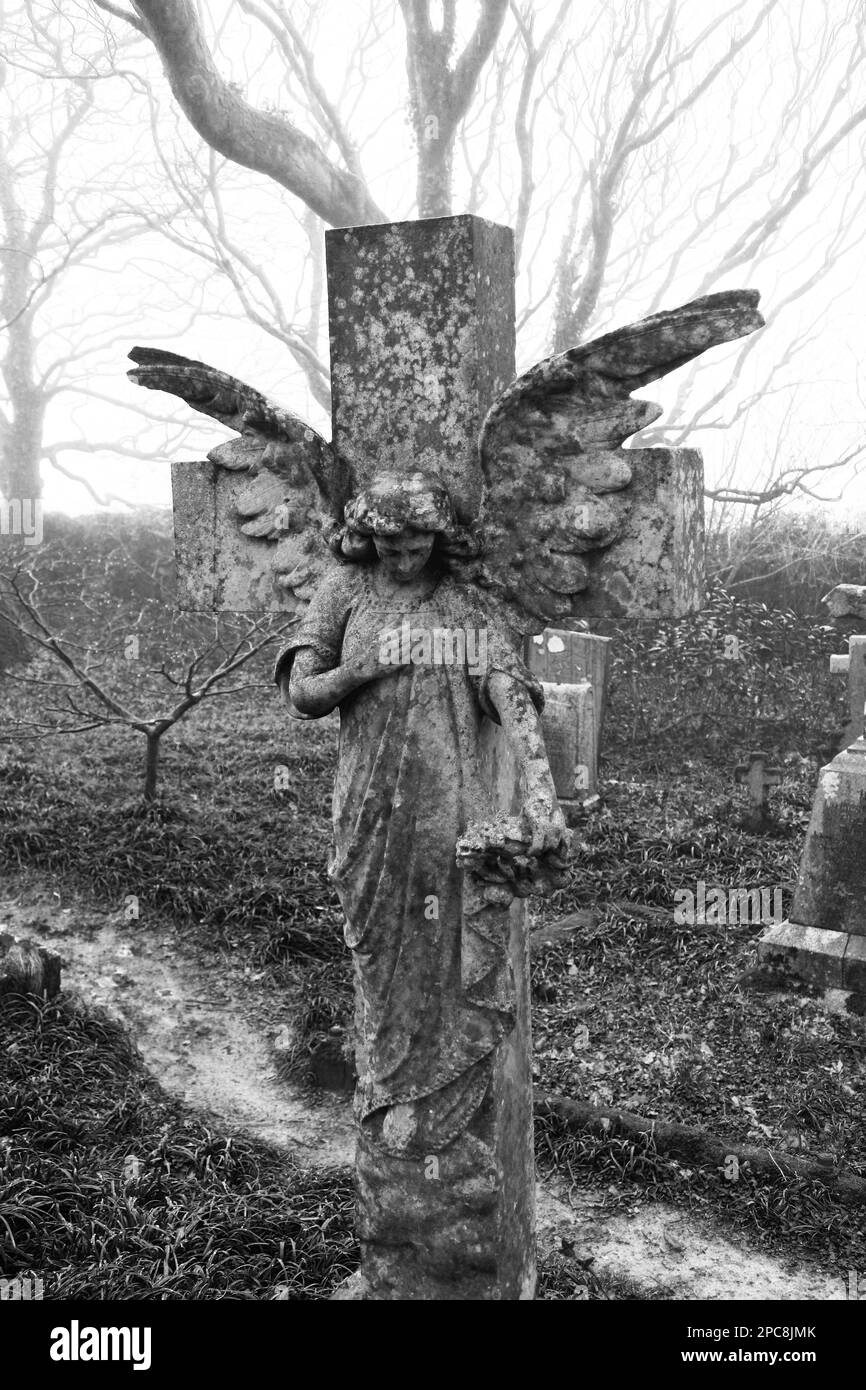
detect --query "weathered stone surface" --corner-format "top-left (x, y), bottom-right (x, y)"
top-left (0, 931), bottom-right (61, 999)
top-left (537, 679), bottom-right (597, 807)
top-left (170, 457), bottom-right (328, 614)
top-left (789, 739), bottom-right (866, 937)
top-left (828, 634), bottom-right (866, 750)
top-left (149, 216), bottom-right (765, 1304)
top-left (529, 627), bottom-right (611, 742)
top-left (318, 217), bottom-right (539, 1301)
top-left (157, 268), bottom-right (765, 629)
top-left (327, 216), bottom-right (515, 526)
top-left (476, 289), bottom-right (762, 631)
top-left (823, 583), bottom-right (866, 621)
top-left (129, 347), bottom-right (339, 614)
top-left (756, 921), bottom-right (846, 989)
top-left (575, 446), bottom-right (704, 623)
top-left (843, 934), bottom-right (866, 994)
top-left (756, 737), bottom-right (866, 996)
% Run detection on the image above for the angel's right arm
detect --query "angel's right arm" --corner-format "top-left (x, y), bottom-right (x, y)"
top-left (283, 645), bottom-right (394, 718)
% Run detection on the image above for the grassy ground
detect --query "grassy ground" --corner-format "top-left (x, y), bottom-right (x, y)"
top-left (0, 991), bottom-right (356, 1299)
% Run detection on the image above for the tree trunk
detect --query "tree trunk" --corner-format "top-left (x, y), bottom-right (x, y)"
top-left (2, 393), bottom-right (44, 501)
top-left (416, 139), bottom-right (454, 217)
top-left (0, 296), bottom-right (44, 503)
top-left (130, 0), bottom-right (386, 228)
top-left (143, 730), bottom-right (162, 800)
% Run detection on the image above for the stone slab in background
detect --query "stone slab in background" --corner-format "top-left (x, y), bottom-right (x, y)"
top-left (529, 629), bottom-right (611, 741)
top-left (823, 584), bottom-right (866, 622)
top-left (171, 458), bottom-right (315, 614)
top-left (843, 935), bottom-right (866, 994)
top-left (576, 446), bottom-right (704, 624)
top-left (538, 679), bottom-right (598, 813)
top-left (756, 921), bottom-right (847, 989)
top-left (788, 738), bottom-right (866, 938)
top-left (0, 931), bottom-right (61, 999)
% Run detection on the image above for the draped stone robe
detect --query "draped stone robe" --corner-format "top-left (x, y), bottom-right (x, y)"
top-left (274, 563), bottom-right (543, 1153)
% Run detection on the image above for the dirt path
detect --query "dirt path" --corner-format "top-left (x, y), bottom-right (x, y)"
top-left (2, 893), bottom-right (354, 1168)
top-left (3, 891), bottom-right (845, 1301)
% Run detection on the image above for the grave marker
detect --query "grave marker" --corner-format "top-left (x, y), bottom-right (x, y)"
top-left (130, 216), bottom-right (762, 1299)
top-left (529, 628), bottom-right (610, 812)
top-left (758, 737), bottom-right (866, 1000)
top-left (734, 750), bottom-right (782, 828)
top-left (828, 635), bottom-right (866, 750)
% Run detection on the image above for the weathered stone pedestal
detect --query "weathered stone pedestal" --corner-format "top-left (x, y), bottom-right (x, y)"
top-left (758, 737), bottom-right (866, 1003)
top-left (350, 895), bottom-right (535, 1301)
top-left (334, 711), bottom-right (536, 1302)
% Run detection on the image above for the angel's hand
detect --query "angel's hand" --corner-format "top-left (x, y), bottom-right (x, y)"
top-left (283, 643), bottom-right (401, 719)
top-left (521, 800), bottom-right (570, 859)
top-left (456, 813), bottom-right (572, 897)
top-left (345, 641), bottom-right (411, 684)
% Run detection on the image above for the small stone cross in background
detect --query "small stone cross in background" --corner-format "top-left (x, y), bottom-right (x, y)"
top-left (828, 634), bottom-right (866, 751)
top-left (734, 750), bottom-right (782, 829)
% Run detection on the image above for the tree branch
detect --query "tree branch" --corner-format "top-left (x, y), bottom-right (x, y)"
top-left (122, 0), bottom-right (386, 226)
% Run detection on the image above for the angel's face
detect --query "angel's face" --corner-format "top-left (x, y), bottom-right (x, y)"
top-left (372, 528), bottom-right (436, 583)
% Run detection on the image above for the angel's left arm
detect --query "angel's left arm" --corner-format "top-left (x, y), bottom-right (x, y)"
top-left (486, 671), bottom-right (569, 857)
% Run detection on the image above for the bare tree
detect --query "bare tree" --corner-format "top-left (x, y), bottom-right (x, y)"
top-left (84, 0), bottom-right (866, 520)
top-left (0, 1), bottom-right (210, 504)
top-left (0, 562), bottom-right (294, 799)
top-left (398, 0), bottom-right (508, 215)
top-left (94, 0), bottom-right (387, 226)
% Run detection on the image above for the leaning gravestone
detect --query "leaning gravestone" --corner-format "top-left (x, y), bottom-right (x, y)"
top-left (130, 214), bottom-right (761, 1299)
top-left (758, 584), bottom-right (866, 1002)
top-left (758, 737), bottom-right (866, 1002)
top-left (528, 629), bottom-right (611, 812)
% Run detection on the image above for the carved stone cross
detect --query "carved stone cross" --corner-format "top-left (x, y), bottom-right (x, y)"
top-left (132, 213), bottom-right (762, 1301)
top-left (828, 635), bottom-right (866, 750)
top-left (735, 750), bottom-right (782, 825)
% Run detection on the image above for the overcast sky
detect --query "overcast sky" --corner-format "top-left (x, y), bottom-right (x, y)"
top-left (3, 0), bottom-right (866, 526)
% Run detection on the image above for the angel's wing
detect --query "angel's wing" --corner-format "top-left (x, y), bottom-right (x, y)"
top-left (476, 290), bottom-right (764, 633)
top-left (128, 349), bottom-right (349, 609)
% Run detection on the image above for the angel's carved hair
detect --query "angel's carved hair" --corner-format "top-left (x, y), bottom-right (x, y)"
top-left (335, 470), bottom-right (478, 563)
top-left (346, 471), bottom-right (454, 538)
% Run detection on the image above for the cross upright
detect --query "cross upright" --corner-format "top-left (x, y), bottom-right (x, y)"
top-left (828, 634), bottom-right (866, 750)
top-left (735, 750), bottom-right (782, 824)
top-left (325, 216), bottom-right (536, 1301)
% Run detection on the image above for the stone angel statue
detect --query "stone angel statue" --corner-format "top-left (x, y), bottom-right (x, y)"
top-left (130, 270), bottom-right (762, 1299)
